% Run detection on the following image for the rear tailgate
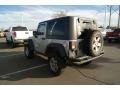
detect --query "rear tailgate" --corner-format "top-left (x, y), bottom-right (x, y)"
top-left (106, 32), bottom-right (119, 37)
top-left (14, 31), bottom-right (30, 40)
top-left (12, 27), bottom-right (32, 40)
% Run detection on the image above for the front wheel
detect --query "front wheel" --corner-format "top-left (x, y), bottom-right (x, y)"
top-left (48, 53), bottom-right (63, 76)
top-left (24, 46), bottom-right (34, 59)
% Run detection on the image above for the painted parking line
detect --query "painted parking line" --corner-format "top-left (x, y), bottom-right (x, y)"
top-left (0, 53), bottom-right (24, 58)
top-left (0, 64), bottom-right (48, 79)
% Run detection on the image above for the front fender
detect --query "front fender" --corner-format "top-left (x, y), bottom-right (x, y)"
top-left (24, 39), bottom-right (34, 51)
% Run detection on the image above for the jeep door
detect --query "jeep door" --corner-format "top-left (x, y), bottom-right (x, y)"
top-left (35, 22), bottom-right (47, 53)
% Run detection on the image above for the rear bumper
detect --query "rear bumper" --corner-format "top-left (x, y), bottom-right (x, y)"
top-left (69, 51), bottom-right (104, 64)
top-left (106, 36), bottom-right (120, 40)
top-left (14, 39), bottom-right (27, 43)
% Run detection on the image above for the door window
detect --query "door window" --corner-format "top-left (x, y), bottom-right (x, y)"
top-left (47, 20), bottom-right (66, 36)
top-left (37, 23), bottom-right (46, 35)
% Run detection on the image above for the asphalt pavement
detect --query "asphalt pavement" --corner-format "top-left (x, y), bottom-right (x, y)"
top-left (0, 38), bottom-right (120, 85)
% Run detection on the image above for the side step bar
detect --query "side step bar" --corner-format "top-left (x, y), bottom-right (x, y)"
top-left (74, 53), bottom-right (104, 64)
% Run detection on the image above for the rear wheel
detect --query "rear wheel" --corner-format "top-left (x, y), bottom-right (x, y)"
top-left (48, 53), bottom-right (64, 76)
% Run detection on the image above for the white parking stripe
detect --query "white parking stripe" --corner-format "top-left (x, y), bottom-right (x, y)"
top-left (0, 64), bottom-right (48, 78)
top-left (0, 53), bottom-right (23, 58)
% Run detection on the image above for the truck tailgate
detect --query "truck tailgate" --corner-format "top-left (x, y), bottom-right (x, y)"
top-left (15, 31), bottom-right (31, 40)
top-left (106, 32), bottom-right (119, 37)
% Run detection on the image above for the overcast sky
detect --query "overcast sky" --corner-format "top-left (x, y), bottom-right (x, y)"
top-left (0, 5), bottom-right (119, 29)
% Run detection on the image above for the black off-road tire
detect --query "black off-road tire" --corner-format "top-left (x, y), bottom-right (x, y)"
top-left (24, 45), bottom-right (34, 59)
top-left (48, 53), bottom-right (65, 76)
top-left (83, 30), bottom-right (104, 56)
top-left (6, 38), bottom-right (9, 44)
top-left (10, 38), bottom-right (16, 48)
top-left (108, 39), bottom-right (112, 43)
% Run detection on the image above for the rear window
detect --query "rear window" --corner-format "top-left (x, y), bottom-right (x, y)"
top-left (12, 27), bottom-right (28, 31)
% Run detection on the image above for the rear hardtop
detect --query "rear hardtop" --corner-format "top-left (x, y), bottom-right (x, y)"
top-left (38, 16), bottom-right (96, 40)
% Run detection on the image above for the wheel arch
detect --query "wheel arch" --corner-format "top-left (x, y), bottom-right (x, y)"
top-left (45, 43), bottom-right (67, 58)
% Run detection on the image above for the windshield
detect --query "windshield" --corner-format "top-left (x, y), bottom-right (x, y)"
top-left (12, 27), bottom-right (28, 31)
top-left (114, 29), bottom-right (120, 32)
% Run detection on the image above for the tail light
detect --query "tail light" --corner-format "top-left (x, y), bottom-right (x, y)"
top-left (12, 32), bottom-right (16, 37)
top-left (106, 32), bottom-right (108, 36)
top-left (69, 41), bottom-right (76, 50)
top-left (119, 33), bottom-right (120, 36)
top-left (106, 32), bottom-right (112, 36)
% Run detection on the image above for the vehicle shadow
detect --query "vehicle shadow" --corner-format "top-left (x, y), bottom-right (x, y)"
top-left (0, 53), bottom-right (56, 81)
top-left (0, 51), bottom-right (23, 56)
top-left (104, 40), bottom-right (120, 49)
top-left (0, 39), bottom-right (119, 82)
top-left (70, 56), bottom-right (119, 70)
top-left (0, 38), bottom-right (24, 49)
top-left (95, 57), bottom-right (120, 63)
top-left (0, 42), bottom-right (24, 49)
top-left (0, 42), bottom-right (10, 49)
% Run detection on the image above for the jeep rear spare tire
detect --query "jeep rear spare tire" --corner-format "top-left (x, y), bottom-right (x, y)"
top-left (84, 30), bottom-right (103, 56)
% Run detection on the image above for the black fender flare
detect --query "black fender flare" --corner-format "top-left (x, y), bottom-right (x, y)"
top-left (45, 43), bottom-right (67, 58)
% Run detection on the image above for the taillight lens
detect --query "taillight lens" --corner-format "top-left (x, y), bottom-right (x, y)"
top-left (119, 33), bottom-right (120, 36)
top-left (69, 41), bottom-right (76, 50)
top-left (106, 32), bottom-right (109, 36)
top-left (13, 32), bottom-right (16, 37)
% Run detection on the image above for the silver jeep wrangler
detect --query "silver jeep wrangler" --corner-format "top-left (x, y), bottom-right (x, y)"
top-left (24, 16), bottom-right (104, 76)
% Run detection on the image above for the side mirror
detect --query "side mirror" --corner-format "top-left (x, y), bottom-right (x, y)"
top-left (4, 30), bottom-right (9, 32)
top-left (33, 31), bottom-right (38, 38)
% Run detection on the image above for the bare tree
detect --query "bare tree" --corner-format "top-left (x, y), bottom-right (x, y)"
top-left (52, 11), bottom-right (67, 18)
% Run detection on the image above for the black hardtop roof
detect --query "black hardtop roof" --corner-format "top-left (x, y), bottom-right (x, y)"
top-left (38, 16), bottom-right (93, 24)
top-left (39, 16), bottom-right (72, 24)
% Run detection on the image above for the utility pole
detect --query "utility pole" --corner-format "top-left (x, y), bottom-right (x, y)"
top-left (104, 5), bottom-right (107, 29)
top-left (21, 13), bottom-right (23, 26)
top-left (117, 5), bottom-right (120, 28)
top-left (109, 5), bottom-right (112, 29)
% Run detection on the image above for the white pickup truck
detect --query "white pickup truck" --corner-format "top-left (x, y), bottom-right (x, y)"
top-left (6, 26), bottom-right (33, 48)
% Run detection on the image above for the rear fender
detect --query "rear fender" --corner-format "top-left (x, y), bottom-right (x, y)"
top-left (46, 43), bottom-right (67, 58)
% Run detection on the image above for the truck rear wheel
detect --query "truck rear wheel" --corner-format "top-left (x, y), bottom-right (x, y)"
top-left (108, 39), bottom-right (112, 43)
top-left (84, 30), bottom-right (103, 56)
top-left (6, 38), bottom-right (9, 44)
top-left (10, 39), bottom-right (16, 48)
